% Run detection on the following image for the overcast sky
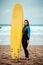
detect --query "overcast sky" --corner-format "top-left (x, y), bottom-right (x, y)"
top-left (0, 0), bottom-right (43, 25)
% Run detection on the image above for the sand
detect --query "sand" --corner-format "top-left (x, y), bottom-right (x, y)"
top-left (0, 45), bottom-right (43, 65)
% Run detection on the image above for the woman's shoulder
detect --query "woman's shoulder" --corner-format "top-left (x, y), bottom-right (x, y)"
top-left (26, 26), bottom-right (30, 29)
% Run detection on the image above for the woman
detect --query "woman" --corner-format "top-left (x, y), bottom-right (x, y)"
top-left (22, 20), bottom-right (30, 59)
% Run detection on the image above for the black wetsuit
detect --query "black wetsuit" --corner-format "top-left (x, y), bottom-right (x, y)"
top-left (22, 25), bottom-right (30, 58)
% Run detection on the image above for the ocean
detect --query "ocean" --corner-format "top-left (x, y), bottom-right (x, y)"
top-left (0, 26), bottom-right (43, 45)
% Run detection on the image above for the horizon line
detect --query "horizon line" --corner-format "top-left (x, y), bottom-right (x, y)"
top-left (0, 24), bottom-right (43, 26)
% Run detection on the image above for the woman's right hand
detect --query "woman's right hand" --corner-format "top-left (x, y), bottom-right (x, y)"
top-left (27, 40), bottom-right (29, 43)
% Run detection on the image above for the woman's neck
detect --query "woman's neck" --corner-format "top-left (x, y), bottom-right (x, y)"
top-left (24, 25), bottom-right (28, 27)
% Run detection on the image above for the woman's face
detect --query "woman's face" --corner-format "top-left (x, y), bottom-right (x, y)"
top-left (24, 21), bottom-right (28, 26)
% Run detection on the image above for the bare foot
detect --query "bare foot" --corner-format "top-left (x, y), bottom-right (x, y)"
top-left (25, 57), bottom-right (29, 60)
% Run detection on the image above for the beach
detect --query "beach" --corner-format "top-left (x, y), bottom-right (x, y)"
top-left (0, 26), bottom-right (43, 65)
top-left (0, 45), bottom-right (43, 65)
top-left (0, 0), bottom-right (43, 65)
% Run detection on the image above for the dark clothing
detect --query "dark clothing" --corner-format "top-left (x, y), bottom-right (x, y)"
top-left (22, 25), bottom-right (30, 58)
top-left (22, 39), bottom-right (29, 58)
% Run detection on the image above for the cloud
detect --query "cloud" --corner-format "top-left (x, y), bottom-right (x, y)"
top-left (1, 9), bottom-right (11, 16)
top-left (1, 9), bottom-right (12, 18)
top-left (5, 9), bottom-right (11, 14)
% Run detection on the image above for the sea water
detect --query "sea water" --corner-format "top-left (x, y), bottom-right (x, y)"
top-left (0, 26), bottom-right (43, 45)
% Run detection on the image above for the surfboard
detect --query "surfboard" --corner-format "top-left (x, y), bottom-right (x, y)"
top-left (10, 3), bottom-right (23, 59)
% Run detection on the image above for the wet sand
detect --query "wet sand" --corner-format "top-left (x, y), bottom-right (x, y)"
top-left (0, 45), bottom-right (43, 65)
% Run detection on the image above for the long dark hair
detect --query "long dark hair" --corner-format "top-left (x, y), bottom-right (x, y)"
top-left (24, 20), bottom-right (29, 26)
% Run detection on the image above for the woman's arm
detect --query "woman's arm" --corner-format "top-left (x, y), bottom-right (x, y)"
top-left (26, 26), bottom-right (30, 40)
top-left (28, 26), bottom-right (30, 39)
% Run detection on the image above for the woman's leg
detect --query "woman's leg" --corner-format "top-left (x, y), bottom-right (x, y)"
top-left (24, 44), bottom-right (29, 58)
top-left (22, 40), bottom-right (29, 58)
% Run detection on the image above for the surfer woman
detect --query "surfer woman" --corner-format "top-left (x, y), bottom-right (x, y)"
top-left (22, 20), bottom-right (30, 59)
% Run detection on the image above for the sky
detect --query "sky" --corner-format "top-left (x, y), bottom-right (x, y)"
top-left (0, 0), bottom-right (43, 25)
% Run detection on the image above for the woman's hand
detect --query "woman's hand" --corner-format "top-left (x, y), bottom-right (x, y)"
top-left (27, 40), bottom-right (29, 43)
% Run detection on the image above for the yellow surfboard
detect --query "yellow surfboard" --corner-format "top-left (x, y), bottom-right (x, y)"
top-left (10, 3), bottom-right (23, 59)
